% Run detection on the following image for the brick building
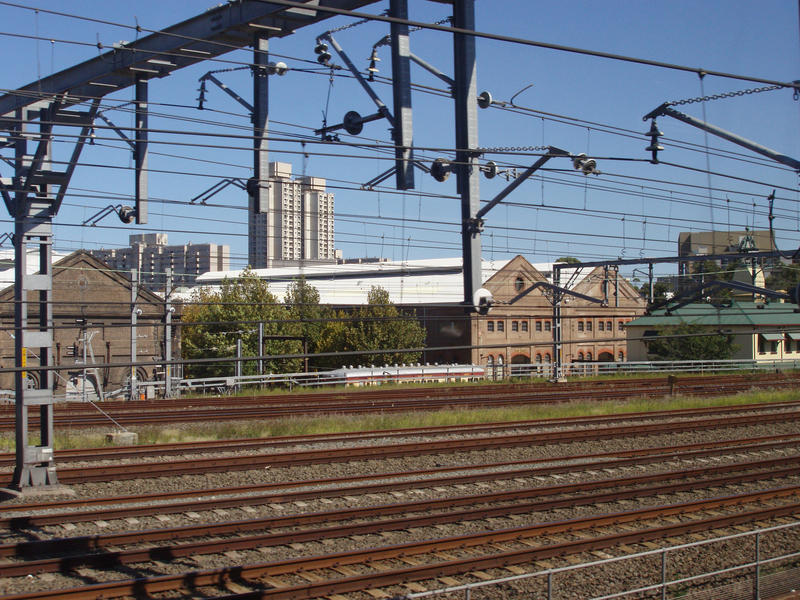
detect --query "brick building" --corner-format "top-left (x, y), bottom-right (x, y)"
top-left (192, 255), bottom-right (646, 375)
top-left (0, 251), bottom-right (179, 398)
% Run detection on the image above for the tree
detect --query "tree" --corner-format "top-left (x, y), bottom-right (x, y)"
top-left (766, 263), bottom-right (800, 293)
top-left (638, 280), bottom-right (673, 303)
top-left (182, 269), bottom-right (301, 378)
top-left (556, 256), bottom-right (580, 264)
top-left (645, 322), bottom-right (738, 361)
top-left (284, 277), bottom-right (334, 369)
top-left (315, 286), bottom-right (426, 369)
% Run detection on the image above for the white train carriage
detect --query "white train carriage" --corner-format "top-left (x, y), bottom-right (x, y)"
top-left (321, 364), bottom-right (485, 387)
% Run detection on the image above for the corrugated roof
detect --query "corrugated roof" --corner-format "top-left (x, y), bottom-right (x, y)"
top-left (628, 301), bottom-right (800, 328)
top-left (183, 256), bottom-right (603, 306)
top-left (183, 257), bottom-right (515, 305)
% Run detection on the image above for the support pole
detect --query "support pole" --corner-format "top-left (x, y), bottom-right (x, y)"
top-left (258, 322), bottom-right (264, 376)
top-left (389, 0), bottom-right (414, 190)
top-left (134, 77), bottom-right (148, 224)
top-left (250, 34), bottom-right (270, 269)
top-left (12, 109), bottom-right (58, 488)
top-left (236, 336), bottom-right (243, 379)
top-left (552, 265), bottom-right (563, 381)
top-left (164, 267), bottom-right (173, 398)
top-left (453, 0), bottom-right (482, 308)
top-left (129, 269), bottom-right (139, 402)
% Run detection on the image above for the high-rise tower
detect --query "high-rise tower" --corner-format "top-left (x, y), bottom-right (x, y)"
top-left (249, 162), bottom-right (335, 268)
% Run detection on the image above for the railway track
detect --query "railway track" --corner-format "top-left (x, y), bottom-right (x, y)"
top-left (1, 397), bottom-right (798, 598)
top-left (4, 405), bottom-right (794, 484)
top-left (0, 372), bottom-right (796, 429)
top-left (0, 453), bottom-right (798, 572)
top-left (3, 488), bottom-right (799, 599)
top-left (1, 433), bottom-right (796, 528)
top-left (0, 399), bottom-right (797, 469)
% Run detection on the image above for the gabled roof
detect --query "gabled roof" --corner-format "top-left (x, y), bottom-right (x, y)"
top-left (568, 266), bottom-right (646, 306)
top-left (0, 250), bottom-right (165, 307)
top-left (628, 301), bottom-right (800, 328)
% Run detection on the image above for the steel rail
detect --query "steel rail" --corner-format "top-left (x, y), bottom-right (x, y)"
top-left (1, 458), bottom-right (798, 578)
top-left (4, 437), bottom-right (798, 530)
top-left (3, 432), bottom-right (797, 521)
top-left (1, 374), bottom-right (795, 429)
top-left (3, 488), bottom-right (799, 600)
top-left (1, 400), bottom-right (796, 468)
top-left (31, 409), bottom-right (800, 483)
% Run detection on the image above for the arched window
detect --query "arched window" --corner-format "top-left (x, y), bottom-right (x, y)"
top-left (586, 351), bottom-right (592, 361)
top-left (618, 350), bottom-right (624, 361)
top-left (577, 351), bottom-right (584, 361)
top-left (514, 276), bottom-right (525, 291)
top-left (544, 353), bottom-right (551, 363)
top-left (487, 355), bottom-right (494, 366)
top-left (535, 353), bottom-right (542, 363)
top-left (618, 320), bottom-right (625, 331)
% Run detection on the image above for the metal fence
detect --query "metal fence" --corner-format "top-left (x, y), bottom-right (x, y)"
top-left (395, 519), bottom-right (800, 600)
top-left (12, 357), bottom-right (794, 402)
top-left (504, 358), bottom-right (800, 380)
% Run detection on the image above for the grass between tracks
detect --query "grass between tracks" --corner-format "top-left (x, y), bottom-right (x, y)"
top-left (0, 386), bottom-right (796, 451)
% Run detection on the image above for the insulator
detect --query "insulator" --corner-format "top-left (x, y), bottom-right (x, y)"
top-left (314, 42), bottom-right (328, 54)
top-left (430, 157), bottom-right (450, 182)
top-left (343, 111), bottom-right (364, 136)
top-left (572, 153), bottom-right (587, 170)
top-left (581, 159), bottom-right (597, 175)
top-left (117, 206), bottom-right (135, 224)
top-left (477, 91), bottom-right (492, 109)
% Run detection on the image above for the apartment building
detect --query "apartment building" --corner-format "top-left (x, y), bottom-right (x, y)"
top-left (249, 162), bottom-right (335, 268)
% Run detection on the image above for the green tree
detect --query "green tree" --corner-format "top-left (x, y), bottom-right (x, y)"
top-left (766, 263), bottom-right (800, 293)
top-left (638, 280), bottom-right (673, 303)
top-left (284, 277), bottom-right (334, 369)
top-left (556, 256), bottom-right (581, 264)
top-left (314, 286), bottom-right (426, 369)
top-left (182, 269), bottom-right (300, 378)
top-left (645, 322), bottom-right (738, 361)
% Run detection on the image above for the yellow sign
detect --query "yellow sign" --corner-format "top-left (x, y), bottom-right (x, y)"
top-left (21, 347), bottom-right (26, 381)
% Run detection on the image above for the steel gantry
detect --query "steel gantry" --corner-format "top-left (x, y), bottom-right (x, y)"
top-left (0, 0), bottom-right (380, 490)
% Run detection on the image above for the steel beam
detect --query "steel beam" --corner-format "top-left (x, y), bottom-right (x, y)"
top-left (252, 34), bottom-right (270, 215)
top-left (0, 1), bottom-right (380, 118)
top-left (134, 78), bottom-right (148, 224)
top-left (453, 0), bottom-right (482, 309)
top-left (644, 103), bottom-right (800, 171)
top-left (389, 0), bottom-right (414, 190)
top-left (250, 34), bottom-right (271, 269)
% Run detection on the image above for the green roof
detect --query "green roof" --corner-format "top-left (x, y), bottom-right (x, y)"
top-left (628, 301), bottom-right (800, 328)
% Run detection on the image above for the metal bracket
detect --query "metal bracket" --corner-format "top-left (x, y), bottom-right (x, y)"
top-left (466, 217), bottom-right (484, 234)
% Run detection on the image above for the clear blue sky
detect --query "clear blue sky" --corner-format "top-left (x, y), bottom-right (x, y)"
top-left (1, 1), bottom-right (798, 278)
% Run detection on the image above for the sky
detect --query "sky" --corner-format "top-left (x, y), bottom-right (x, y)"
top-left (0, 0), bottom-right (798, 282)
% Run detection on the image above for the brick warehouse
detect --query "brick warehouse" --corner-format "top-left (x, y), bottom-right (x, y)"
top-left (0, 251), bottom-right (180, 398)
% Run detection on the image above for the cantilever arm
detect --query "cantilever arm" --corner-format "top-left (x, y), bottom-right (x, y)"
top-left (644, 103), bottom-right (800, 171)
